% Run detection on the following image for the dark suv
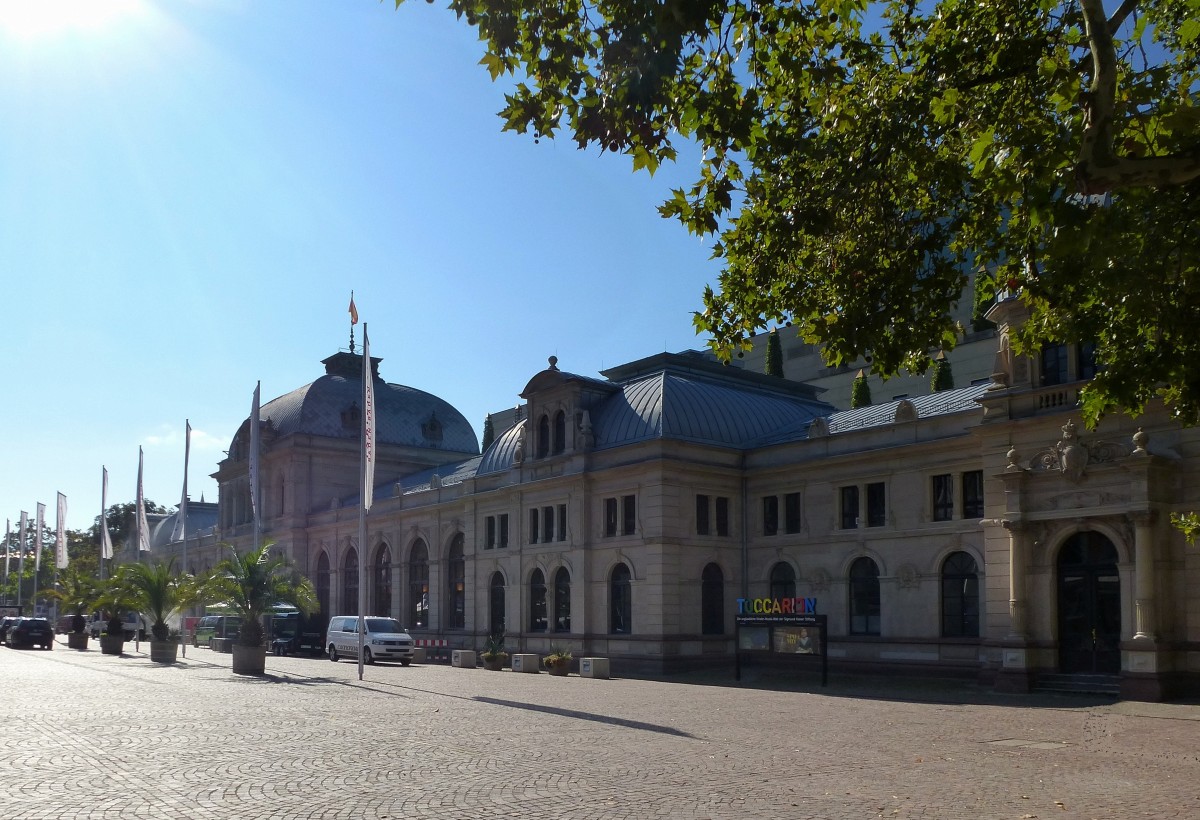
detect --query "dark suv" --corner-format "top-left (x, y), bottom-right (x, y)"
top-left (7, 617), bottom-right (54, 650)
top-left (0, 616), bottom-right (19, 644)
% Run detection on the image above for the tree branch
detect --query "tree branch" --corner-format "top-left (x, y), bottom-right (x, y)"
top-left (1076, 0), bottom-right (1200, 192)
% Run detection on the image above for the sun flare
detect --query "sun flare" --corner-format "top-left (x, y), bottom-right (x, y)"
top-left (0, 0), bottom-right (144, 39)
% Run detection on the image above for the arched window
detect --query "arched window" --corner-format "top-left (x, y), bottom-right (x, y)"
top-left (701, 563), bottom-right (724, 635)
top-left (941, 551), bottom-right (980, 637)
top-left (315, 551), bottom-right (331, 620)
top-left (529, 569), bottom-right (548, 632)
top-left (849, 557), bottom-right (881, 636)
top-left (610, 563), bottom-right (632, 634)
top-left (373, 544), bottom-right (392, 617)
top-left (769, 562), bottom-right (796, 600)
top-left (553, 410), bottom-right (566, 454)
top-left (536, 414), bottom-right (550, 458)
top-left (447, 534), bottom-right (465, 630)
top-left (489, 571), bottom-right (506, 636)
top-left (408, 540), bottom-right (429, 630)
top-left (342, 548), bottom-right (358, 615)
top-left (553, 567), bottom-right (571, 633)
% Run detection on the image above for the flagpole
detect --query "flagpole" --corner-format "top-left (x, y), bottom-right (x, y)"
top-left (357, 322), bottom-right (374, 682)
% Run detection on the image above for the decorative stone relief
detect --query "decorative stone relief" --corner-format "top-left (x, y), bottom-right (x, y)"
top-left (895, 564), bottom-right (920, 589)
top-left (894, 400), bottom-right (917, 424)
top-left (808, 417), bottom-right (829, 438)
top-left (429, 474), bottom-right (442, 489)
top-left (579, 409), bottom-right (595, 451)
top-left (513, 427), bottom-right (525, 465)
top-left (1028, 419), bottom-right (1129, 482)
top-left (807, 567), bottom-right (831, 592)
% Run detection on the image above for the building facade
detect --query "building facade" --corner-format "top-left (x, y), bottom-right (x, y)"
top-left (155, 304), bottom-right (1200, 700)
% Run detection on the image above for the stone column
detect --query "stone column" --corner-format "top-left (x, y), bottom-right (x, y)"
top-left (1131, 511), bottom-right (1157, 641)
top-left (1003, 520), bottom-right (1028, 639)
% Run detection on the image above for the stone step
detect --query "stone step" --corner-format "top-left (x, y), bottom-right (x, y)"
top-left (1035, 673), bottom-right (1120, 696)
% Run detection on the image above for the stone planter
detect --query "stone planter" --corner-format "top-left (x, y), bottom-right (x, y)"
top-left (99, 634), bottom-right (125, 655)
top-left (545, 662), bottom-right (570, 677)
top-left (481, 655), bottom-right (506, 671)
top-left (67, 632), bottom-right (89, 650)
top-left (231, 643), bottom-right (267, 675)
top-left (150, 640), bottom-right (179, 664)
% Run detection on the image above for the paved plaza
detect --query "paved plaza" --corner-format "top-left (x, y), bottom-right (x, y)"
top-left (1, 639), bottom-right (1197, 819)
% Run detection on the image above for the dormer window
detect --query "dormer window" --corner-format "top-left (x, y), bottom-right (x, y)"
top-left (422, 412), bottom-right (443, 443)
top-left (341, 402), bottom-right (361, 431)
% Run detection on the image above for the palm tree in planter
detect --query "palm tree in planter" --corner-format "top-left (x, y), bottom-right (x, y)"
top-left (117, 558), bottom-right (199, 664)
top-left (93, 575), bottom-right (142, 656)
top-left (204, 541), bottom-right (317, 675)
top-left (41, 564), bottom-right (98, 650)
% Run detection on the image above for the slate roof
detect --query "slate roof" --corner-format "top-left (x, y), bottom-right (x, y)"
top-left (258, 358), bottom-right (478, 455)
top-left (824, 382), bottom-right (990, 435)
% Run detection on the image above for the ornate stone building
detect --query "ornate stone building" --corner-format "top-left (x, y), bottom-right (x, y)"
top-left (154, 303), bottom-right (1199, 700)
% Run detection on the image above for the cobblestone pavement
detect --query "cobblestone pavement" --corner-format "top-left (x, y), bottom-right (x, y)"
top-left (1, 638), bottom-right (1198, 819)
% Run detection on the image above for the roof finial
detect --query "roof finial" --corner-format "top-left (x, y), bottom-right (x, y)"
top-left (548, 355), bottom-right (559, 371)
top-left (348, 291), bottom-right (359, 353)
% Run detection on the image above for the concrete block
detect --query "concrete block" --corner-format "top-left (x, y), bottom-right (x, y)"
top-left (580, 657), bottom-right (610, 679)
top-left (510, 653), bottom-right (540, 673)
top-left (451, 649), bottom-right (476, 668)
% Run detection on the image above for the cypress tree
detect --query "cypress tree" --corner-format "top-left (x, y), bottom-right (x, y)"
top-left (850, 369), bottom-right (872, 408)
top-left (765, 329), bottom-right (784, 377)
top-left (481, 414), bottom-right (495, 450)
top-left (931, 354), bottom-right (955, 393)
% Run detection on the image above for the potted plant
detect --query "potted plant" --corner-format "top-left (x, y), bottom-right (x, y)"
top-left (93, 575), bottom-right (141, 656)
top-left (480, 634), bottom-right (507, 671)
top-left (543, 646), bottom-right (572, 676)
top-left (41, 565), bottom-right (97, 650)
top-left (116, 558), bottom-right (198, 664)
top-left (203, 541), bottom-right (317, 675)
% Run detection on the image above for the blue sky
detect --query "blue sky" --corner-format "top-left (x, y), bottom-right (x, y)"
top-left (0, 1), bottom-right (721, 534)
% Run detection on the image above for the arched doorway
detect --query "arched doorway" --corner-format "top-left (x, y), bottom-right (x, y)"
top-left (1057, 531), bottom-right (1121, 674)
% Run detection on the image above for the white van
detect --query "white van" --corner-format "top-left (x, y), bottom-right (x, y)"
top-left (325, 616), bottom-right (415, 666)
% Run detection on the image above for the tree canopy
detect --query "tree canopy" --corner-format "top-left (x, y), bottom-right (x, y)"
top-left (398, 0), bottom-right (1200, 424)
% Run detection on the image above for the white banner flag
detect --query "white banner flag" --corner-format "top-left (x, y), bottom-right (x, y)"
top-left (35, 502), bottom-right (45, 574)
top-left (171, 420), bottom-right (191, 543)
top-left (136, 447), bottom-right (150, 553)
top-left (18, 511), bottom-right (27, 579)
top-left (56, 493), bottom-right (68, 569)
top-left (362, 325), bottom-right (375, 511)
top-left (100, 467), bottom-right (113, 560)
top-left (250, 382), bottom-right (261, 530)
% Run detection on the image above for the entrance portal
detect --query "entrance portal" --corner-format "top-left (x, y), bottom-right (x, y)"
top-left (1056, 531), bottom-right (1121, 674)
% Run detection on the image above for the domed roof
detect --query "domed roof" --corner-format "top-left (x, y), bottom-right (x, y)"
top-left (255, 351), bottom-right (478, 455)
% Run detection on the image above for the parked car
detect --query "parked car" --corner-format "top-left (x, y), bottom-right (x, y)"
top-left (7, 617), bottom-right (54, 650)
top-left (86, 612), bottom-right (150, 641)
top-left (326, 616), bottom-right (415, 665)
top-left (0, 616), bottom-right (21, 645)
top-left (192, 615), bottom-right (242, 647)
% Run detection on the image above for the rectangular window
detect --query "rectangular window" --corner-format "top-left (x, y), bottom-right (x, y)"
top-left (1041, 343), bottom-right (1069, 386)
top-left (556, 504), bottom-right (567, 542)
top-left (696, 494), bottom-right (711, 536)
top-left (762, 495), bottom-right (779, 536)
top-left (528, 508), bottom-right (539, 544)
top-left (962, 470), bottom-right (984, 519)
top-left (604, 497), bottom-right (618, 537)
top-left (840, 486), bottom-right (859, 529)
top-left (622, 494), bottom-right (636, 536)
top-left (485, 516), bottom-right (496, 550)
top-left (784, 492), bottom-right (801, 534)
top-left (543, 506), bottom-right (555, 543)
top-left (866, 482), bottom-right (886, 527)
top-left (715, 497), bottom-right (730, 537)
top-left (932, 474), bottom-right (954, 522)
top-left (498, 514), bottom-right (509, 548)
